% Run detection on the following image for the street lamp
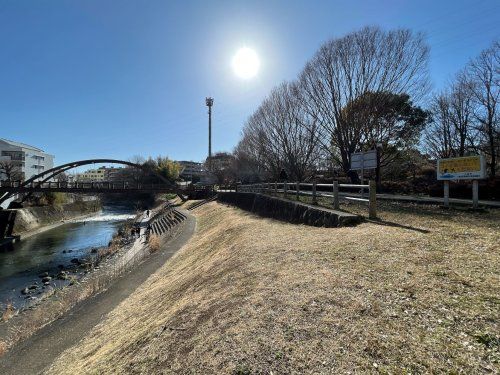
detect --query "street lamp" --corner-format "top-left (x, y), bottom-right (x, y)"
top-left (206, 97), bottom-right (214, 171)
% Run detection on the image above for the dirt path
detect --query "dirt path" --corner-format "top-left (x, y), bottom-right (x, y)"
top-left (0, 211), bottom-right (195, 375)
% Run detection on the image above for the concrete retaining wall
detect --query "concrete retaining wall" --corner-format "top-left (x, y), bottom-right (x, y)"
top-left (11, 200), bottom-right (101, 236)
top-left (217, 192), bottom-right (361, 227)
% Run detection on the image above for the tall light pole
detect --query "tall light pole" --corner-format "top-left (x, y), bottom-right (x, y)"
top-left (206, 97), bottom-right (214, 171)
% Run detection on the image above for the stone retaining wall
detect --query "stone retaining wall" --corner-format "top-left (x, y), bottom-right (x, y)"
top-left (217, 192), bottom-right (361, 227)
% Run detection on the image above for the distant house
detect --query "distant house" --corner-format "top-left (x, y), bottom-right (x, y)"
top-left (0, 138), bottom-right (54, 181)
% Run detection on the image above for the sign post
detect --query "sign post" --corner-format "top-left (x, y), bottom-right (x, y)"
top-left (472, 180), bottom-right (479, 209)
top-left (351, 150), bottom-right (377, 198)
top-left (437, 155), bottom-right (486, 208)
top-left (332, 181), bottom-right (339, 210)
top-left (443, 181), bottom-right (450, 208)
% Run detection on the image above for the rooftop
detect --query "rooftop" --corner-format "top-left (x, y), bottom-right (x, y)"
top-left (0, 138), bottom-right (45, 153)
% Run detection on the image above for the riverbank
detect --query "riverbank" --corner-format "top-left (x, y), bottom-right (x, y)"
top-left (42, 201), bottom-right (499, 374)
top-left (12, 199), bottom-right (101, 238)
top-left (0, 209), bottom-right (195, 374)
top-left (0, 201), bottom-right (189, 358)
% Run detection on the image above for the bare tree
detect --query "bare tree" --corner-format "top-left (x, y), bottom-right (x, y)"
top-left (206, 152), bottom-right (236, 184)
top-left (0, 159), bottom-right (23, 181)
top-left (468, 41), bottom-right (499, 177)
top-left (425, 72), bottom-right (479, 159)
top-left (238, 81), bottom-right (322, 181)
top-left (425, 93), bottom-right (455, 158)
top-left (298, 26), bottom-right (430, 179)
top-left (449, 72), bottom-right (477, 156)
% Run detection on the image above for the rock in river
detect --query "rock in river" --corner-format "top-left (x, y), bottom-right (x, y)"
top-left (42, 276), bottom-right (52, 283)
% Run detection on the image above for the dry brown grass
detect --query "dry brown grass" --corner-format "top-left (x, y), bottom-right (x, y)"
top-left (0, 340), bottom-right (6, 356)
top-left (1, 303), bottom-right (15, 322)
top-left (148, 234), bottom-right (161, 253)
top-left (48, 202), bottom-right (499, 374)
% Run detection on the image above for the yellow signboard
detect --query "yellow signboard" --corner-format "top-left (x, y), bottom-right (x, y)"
top-left (437, 155), bottom-right (486, 180)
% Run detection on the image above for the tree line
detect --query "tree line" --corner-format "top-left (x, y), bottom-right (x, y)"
top-left (228, 26), bottom-right (498, 185)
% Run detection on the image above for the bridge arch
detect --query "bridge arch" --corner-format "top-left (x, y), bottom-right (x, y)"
top-left (0, 158), bottom-right (181, 206)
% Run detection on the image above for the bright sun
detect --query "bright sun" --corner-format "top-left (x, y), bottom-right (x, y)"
top-left (232, 47), bottom-right (260, 79)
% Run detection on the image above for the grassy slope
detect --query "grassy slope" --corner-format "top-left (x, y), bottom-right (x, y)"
top-left (48, 202), bottom-right (499, 374)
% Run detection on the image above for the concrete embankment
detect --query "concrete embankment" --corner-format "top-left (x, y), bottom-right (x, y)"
top-left (6, 200), bottom-right (101, 238)
top-left (217, 191), bottom-right (361, 227)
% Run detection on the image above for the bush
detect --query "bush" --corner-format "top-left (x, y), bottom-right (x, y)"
top-left (148, 234), bottom-right (161, 252)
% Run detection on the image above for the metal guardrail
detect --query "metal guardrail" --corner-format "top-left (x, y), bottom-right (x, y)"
top-left (0, 180), bottom-right (174, 191)
top-left (221, 181), bottom-right (377, 219)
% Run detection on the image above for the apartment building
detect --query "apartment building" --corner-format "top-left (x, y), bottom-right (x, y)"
top-left (76, 166), bottom-right (124, 182)
top-left (0, 138), bottom-right (55, 181)
top-left (178, 161), bottom-right (206, 180)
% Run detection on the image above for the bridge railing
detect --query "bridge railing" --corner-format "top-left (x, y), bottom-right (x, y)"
top-left (0, 180), bottom-right (174, 191)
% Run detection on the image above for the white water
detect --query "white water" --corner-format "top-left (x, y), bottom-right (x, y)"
top-left (71, 213), bottom-right (135, 223)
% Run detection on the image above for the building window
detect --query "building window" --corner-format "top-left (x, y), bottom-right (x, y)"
top-left (1, 151), bottom-right (25, 161)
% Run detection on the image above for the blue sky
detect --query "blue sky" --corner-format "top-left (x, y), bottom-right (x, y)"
top-left (1, 0), bottom-right (499, 166)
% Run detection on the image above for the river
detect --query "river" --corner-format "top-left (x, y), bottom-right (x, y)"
top-left (0, 204), bottom-right (136, 309)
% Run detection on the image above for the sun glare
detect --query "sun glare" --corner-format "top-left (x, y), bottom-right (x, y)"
top-left (232, 47), bottom-right (260, 79)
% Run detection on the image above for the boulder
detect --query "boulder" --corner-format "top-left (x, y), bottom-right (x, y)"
top-left (42, 276), bottom-right (52, 283)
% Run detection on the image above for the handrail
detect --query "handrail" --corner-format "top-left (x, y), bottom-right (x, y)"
top-left (233, 180), bottom-right (377, 219)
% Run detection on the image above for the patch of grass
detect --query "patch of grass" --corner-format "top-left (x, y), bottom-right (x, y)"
top-left (233, 363), bottom-right (252, 375)
top-left (1, 303), bottom-right (15, 322)
top-left (474, 333), bottom-right (500, 349)
top-left (148, 234), bottom-right (161, 253)
top-left (47, 202), bottom-right (499, 374)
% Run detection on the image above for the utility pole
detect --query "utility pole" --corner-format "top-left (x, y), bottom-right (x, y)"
top-left (205, 97), bottom-right (214, 171)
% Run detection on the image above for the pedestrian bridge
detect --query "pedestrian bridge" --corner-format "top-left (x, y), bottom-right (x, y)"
top-left (0, 180), bottom-right (175, 193)
top-left (0, 158), bottom-right (183, 207)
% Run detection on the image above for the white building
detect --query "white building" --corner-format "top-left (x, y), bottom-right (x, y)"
top-left (0, 138), bottom-right (54, 181)
top-left (178, 161), bottom-right (206, 180)
top-left (75, 166), bottom-right (124, 182)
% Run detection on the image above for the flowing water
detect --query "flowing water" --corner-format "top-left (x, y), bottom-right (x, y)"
top-left (0, 204), bottom-right (136, 308)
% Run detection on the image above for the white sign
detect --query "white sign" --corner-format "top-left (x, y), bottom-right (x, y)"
top-left (437, 155), bottom-right (486, 180)
top-left (350, 150), bottom-right (377, 171)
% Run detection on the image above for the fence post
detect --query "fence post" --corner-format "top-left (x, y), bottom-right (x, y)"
top-left (274, 182), bottom-right (278, 195)
top-left (333, 181), bottom-right (339, 210)
top-left (472, 180), bottom-right (478, 209)
top-left (443, 181), bottom-right (449, 208)
top-left (369, 180), bottom-right (377, 219)
top-left (296, 182), bottom-right (300, 200)
top-left (284, 181), bottom-right (288, 198)
top-left (312, 180), bottom-right (317, 205)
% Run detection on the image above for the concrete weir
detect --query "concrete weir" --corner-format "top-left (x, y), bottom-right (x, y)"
top-left (217, 192), bottom-right (362, 227)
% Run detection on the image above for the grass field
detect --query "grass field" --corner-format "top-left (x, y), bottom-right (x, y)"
top-left (48, 201), bottom-right (499, 374)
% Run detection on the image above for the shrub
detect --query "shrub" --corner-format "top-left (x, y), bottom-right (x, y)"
top-left (148, 234), bottom-right (161, 252)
